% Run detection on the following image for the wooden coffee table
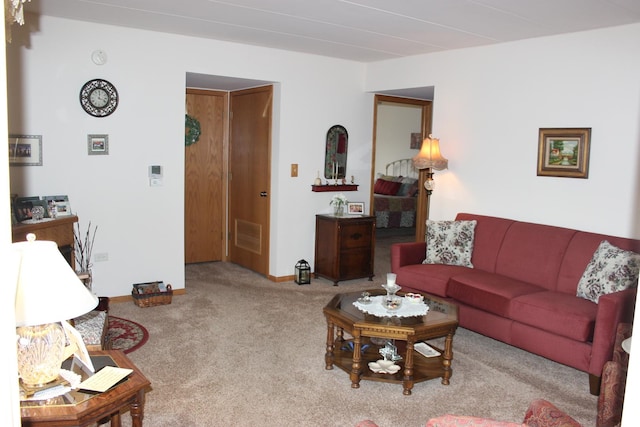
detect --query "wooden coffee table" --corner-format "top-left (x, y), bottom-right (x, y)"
top-left (323, 289), bottom-right (458, 395)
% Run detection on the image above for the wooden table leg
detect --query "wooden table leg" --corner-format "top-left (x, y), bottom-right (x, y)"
top-left (130, 389), bottom-right (145, 427)
top-left (402, 341), bottom-right (415, 395)
top-left (441, 331), bottom-right (454, 385)
top-left (350, 331), bottom-right (362, 389)
top-left (325, 321), bottom-right (335, 370)
top-left (111, 412), bottom-right (121, 427)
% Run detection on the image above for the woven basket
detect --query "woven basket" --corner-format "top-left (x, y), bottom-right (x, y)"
top-left (132, 282), bottom-right (173, 308)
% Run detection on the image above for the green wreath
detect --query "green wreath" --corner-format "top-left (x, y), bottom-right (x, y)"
top-left (185, 114), bottom-right (201, 146)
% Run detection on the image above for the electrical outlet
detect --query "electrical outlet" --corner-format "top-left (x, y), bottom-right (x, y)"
top-left (95, 253), bottom-right (109, 262)
top-left (291, 163), bottom-right (298, 177)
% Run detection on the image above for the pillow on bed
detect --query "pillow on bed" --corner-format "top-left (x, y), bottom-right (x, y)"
top-left (396, 177), bottom-right (418, 197)
top-left (374, 178), bottom-right (402, 195)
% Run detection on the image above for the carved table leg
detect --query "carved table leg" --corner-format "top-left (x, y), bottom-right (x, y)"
top-left (130, 389), bottom-right (146, 427)
top-left (350, 331), bottom-right (362, 389)
top-left (441, 331), bottom-right (454, 385)
top-left (403, 341), bottom-right (415, 395)
top-left (325, 321), bottom-right (335, 370)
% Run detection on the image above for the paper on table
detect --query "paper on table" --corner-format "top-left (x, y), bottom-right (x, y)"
top-left (78, 366), bottom-right (133, 392)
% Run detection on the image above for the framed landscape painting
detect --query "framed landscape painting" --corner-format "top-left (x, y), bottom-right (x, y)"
top-left (537, 128), bottom-right (591, 178)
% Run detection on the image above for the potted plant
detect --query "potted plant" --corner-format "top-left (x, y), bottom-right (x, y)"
top-left (330, 193), bottom-right (348, 216)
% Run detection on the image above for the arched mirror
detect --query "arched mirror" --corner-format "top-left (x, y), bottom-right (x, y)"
top-left (325, 125), bottom-right (348, 179)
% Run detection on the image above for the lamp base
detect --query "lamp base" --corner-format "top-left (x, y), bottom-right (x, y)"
top-left (16, 322), bottom-right (66, 387)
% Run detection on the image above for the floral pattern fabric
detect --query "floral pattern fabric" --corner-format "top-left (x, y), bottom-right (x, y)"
top-left (423, 220), bottom-right (477, 268)
top-left (576, 240), bottom-right (640, 303)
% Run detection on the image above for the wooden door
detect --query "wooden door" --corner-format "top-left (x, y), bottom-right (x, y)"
top-left (228, 86), bottom-right (272, 275)
top-left (184, 89), bottom-right (227, 263)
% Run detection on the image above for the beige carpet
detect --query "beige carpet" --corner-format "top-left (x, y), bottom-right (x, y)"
top-left (109, 235), bottom-right (598, 426)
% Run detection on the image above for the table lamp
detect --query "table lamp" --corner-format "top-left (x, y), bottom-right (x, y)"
top-left (14, 233), bottom-right (98, 386)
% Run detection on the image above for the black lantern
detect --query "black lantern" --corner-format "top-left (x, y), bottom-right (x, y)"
top-left (294, 259), bottom-right (311, 285)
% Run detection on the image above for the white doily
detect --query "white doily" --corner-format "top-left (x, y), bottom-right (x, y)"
top-left (353, 295), bottom-right (429, 318)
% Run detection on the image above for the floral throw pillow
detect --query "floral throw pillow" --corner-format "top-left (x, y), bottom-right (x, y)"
top-left (423, 220), bottom-right (477, 267)
top-left (576, 240), bottom-right (640, 303)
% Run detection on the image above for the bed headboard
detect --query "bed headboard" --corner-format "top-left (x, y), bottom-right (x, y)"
top-left (385, 159), bottom-right (418, 178)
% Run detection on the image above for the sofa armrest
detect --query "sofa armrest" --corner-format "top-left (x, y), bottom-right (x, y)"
top-left (589, 287), bottom-right (637, 378)
top-left (391, 242), bottom-right (426, 272)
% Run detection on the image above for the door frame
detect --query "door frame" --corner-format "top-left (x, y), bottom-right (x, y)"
top-left (370, 94), bottom-right (432, 241)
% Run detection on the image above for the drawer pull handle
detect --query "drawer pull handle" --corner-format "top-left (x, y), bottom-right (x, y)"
top-left (350, 232), bottom-right (363, 240)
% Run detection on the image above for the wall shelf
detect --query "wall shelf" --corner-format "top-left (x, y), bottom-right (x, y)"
top-left (312, 184), bottom-right (359, 192)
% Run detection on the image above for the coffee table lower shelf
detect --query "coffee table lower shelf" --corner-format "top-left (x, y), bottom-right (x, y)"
top-left (328, 338), bottom-right (449, 392)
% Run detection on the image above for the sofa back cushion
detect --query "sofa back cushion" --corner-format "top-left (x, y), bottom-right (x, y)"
top-left (455, 213), bottom-right (514, 273)
top-left (495, 222), bottom-right (576, 291)
top-left (557, 231), bottom-right (640, 295)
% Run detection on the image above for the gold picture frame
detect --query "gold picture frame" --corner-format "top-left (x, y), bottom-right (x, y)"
top-left (537, 128), bottom-right (591, 178)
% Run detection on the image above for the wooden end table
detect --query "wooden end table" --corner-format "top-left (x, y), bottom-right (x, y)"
top-left (20, 350), bottom-right (150, 427)
top-left (323, 290), bottom-right (458, 395)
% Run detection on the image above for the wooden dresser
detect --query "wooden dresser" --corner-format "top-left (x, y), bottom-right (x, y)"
top-left (314, 214), bottom-right (375, 285)
top-left (12, 215), bottom-right (78, 269)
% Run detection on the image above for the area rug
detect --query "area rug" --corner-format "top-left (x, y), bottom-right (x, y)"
top-left (107, 316), bottom-right (149, 353)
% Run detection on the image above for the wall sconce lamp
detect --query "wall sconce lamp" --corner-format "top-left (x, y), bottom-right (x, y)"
top-left (14, 234), bottom-right (98, 387)
top-left (412, 134), bottom-right (449, 195)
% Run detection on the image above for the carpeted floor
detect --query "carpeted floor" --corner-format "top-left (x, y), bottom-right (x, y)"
top-left (108, 235), bottom-right (598, 426)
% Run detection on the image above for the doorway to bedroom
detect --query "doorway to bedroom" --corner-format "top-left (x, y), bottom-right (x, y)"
top-left (371, 94), bottom-right (432, 242)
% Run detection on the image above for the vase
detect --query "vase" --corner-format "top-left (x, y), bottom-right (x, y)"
top-left (334, 205), bottom-right (345, 216)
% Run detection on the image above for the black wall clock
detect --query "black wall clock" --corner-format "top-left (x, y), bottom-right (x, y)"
top-left (79, 79), bottom-right (119, 117)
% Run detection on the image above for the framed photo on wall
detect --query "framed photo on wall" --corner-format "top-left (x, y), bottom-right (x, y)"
top-left (537, 128), bottom-right (591, 178)
top-left (88, 134), bottom-right (109, 155)
top-left (9, 135), bottom-right (42, 166)
top-left (347, 202), bottom-right (365, 215)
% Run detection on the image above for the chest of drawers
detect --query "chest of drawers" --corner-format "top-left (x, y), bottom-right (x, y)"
top-left (314, 214), bottom-right (375, 285)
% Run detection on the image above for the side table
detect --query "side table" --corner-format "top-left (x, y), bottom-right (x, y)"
top-left (314, 214), bottom-right (375, 285)
top-left (20, 350), bottom-right (150, 427)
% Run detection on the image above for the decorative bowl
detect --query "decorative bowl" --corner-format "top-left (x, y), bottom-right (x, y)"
top-left (405, 293), bottom-right (424, 304)
top-left (381, 295), bottom-right (402, 311)
top-left (368, 359), bottom-right (401, 374)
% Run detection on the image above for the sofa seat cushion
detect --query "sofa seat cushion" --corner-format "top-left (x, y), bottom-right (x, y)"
top-left (448, 271), bottom-right (545, 317)
top-left (510, 291), bottom-right (597, 342)
top-left (397, 264), bottom-right (471, 297)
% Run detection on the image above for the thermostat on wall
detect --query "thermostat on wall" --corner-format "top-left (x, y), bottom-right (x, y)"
top-left (149, 165), bottom-right (163, 186)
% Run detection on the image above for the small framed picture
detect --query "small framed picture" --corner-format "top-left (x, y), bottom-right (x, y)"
top-left (537, 128), bottom-right (591, 178)
top-left (9, 135), bottom-right (42, 166)
top-left (43, 195), bottom-right (72, 217)
top-left (410, 132), bottom-right (422, 149)
top-left (347, 202), bottom-right (365, 215)
top-left (88, 134), bottom-right (109, 155)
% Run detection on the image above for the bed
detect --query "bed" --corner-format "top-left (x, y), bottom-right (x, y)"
top-left (373, 159), bottom-right (419, 229)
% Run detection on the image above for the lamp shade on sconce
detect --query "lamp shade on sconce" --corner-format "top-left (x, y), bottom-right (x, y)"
top-left (14, 234), bottom-right (98, 327)
top-left (412, 135), bottom-right (449, 171)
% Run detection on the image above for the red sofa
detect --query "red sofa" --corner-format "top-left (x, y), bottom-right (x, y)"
top-left (391, 213), bottom-right (639, 394)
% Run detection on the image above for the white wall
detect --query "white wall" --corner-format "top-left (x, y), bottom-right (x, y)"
top-left (367, 23), bottom-right (640, 239)
top-left (6, 15), bottom-right (370, 296)
top-left (375, 102), bottom-right (422, 175)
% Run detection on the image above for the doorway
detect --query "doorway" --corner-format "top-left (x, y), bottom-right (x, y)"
top-left (371, 94), bottom-right (433, 242)
top-left (184, 73), bottom-right (273, 276)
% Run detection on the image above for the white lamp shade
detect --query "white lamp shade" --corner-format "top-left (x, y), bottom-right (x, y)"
top-left (412, 135), bottom-right (449, 170)
top-left (14, 234), bottom-right (98, 327)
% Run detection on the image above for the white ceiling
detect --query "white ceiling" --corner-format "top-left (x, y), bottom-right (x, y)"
top-left (25, 0), bottom-right (640, 63)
